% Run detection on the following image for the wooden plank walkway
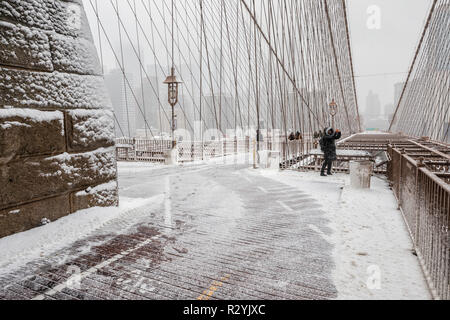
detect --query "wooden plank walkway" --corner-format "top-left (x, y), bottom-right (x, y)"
top-left (0, 164), bottom-right (337, 300)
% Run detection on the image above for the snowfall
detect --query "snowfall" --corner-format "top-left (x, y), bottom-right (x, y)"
top-left (0, 155), bottom-right (431, 300)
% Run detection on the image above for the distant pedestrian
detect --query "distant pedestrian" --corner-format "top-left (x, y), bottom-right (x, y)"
top-left (295, 131), bottom-right (302, 140)
top-left (319, 127), bottom-right (342, 177)
top-left (288, 132), bottom-right (295, 141)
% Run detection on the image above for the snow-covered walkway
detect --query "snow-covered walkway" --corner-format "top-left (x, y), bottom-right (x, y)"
top-left (256, 170), bottom-right (430, 299)
top-left (0, 160), bottom-right (430, 300)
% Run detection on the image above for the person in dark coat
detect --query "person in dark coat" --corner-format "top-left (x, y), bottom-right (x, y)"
top-left (320, 127), bottom-right (342, 176)
top-left (288, 132), bottom-right (295, 141)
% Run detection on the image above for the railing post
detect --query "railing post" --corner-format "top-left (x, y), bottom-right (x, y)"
top-left (398, 148), bottom-right (405, 208)
top-left (415, 157), bottom-right (425, 245)
top-left (133, 138), bottom-right (137, 161)
top-left (223, 139), bottom-right (226, 157)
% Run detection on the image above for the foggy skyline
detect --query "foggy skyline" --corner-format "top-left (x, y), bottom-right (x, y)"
top-left (83, 0), bottom-right (433, 130)
top-left (347, 0), bottom-right (431, 116)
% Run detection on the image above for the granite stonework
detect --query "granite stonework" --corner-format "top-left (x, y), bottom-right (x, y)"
top-left (0, 0), bottom-right (118, 238)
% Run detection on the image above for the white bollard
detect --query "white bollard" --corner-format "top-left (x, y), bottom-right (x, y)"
top-left (257, 150), bottom-right (269, 169)
top-left (268, 151), bottom-right (280, 170)
top-left (258, 150), bottom-right (280, 170)
top-left (164, 148), bottom-right (178, 165)
top-left (349, 161), bottom-right (373, 189)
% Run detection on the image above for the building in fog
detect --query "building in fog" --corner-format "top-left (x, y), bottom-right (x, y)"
top-left (365, 90), bottom-right (381, 117)
top-left (384, 103), bottom-right (395, 123)
top-left (135, 74), bottom-right (162, 137)
top-left (104, 68), bottom-right (137, 138)
top-left (364, 90), bottom-right (386, 130)
top-left (394, 82), bottom-right (405, 107)
top-left (200, 93), bottom-right (235, 134)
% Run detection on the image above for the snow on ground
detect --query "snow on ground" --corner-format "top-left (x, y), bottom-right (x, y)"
top-left (117, 161), bottom-right (164, 174)
top-left (117, 153), bottom-right (253, 174)
top-left (309, 149), bottom-right (371, 157)
top-left (359, 131), bottom-right (390, 135)
top-left (0, 158), bottom-right (431, 300)
top-left (0, 195), bottom-right (164, 276)
top-left (255, 169), bottom-right (431, 300)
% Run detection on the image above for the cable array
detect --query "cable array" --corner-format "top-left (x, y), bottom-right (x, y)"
top-left (390, 0), bottom-right (449, 143)
top-left (86, 0), bottom-right (361, 140)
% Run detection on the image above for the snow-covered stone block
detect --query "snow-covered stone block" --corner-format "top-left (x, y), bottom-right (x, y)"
top-left (0, 108), bottom-right (65, 164)
top-left (0, 0), bottom-right (92, 39)
top-left (0, 0), bottom-right (118, 238)
top-left (49, 33), bottom-right (101, 75)
top-left (0, 21), bottom-right (53, 71)
top-left (47, 0), bottom-right (94, 40)
top-left (0, 194), bottom-right (70, 238)
top-left (72, 181), bottom-right (119, 212)
top-left (0, 0), bottom-right (53, 32)
top-left (66, 109), bottom-right (115, 152)
top-left (0, 66), bottom-right (112, 109)
top-left (0, 148), bottom-right (117, 208)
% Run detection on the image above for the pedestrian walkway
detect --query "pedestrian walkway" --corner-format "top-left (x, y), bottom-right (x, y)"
top-left (0, 162), bottom-right (430, 300)
top-left (0, 163), bottom-right (337, 300)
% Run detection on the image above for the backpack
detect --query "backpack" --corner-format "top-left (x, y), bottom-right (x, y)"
top-left (319, 137), bottom-right (325, 152)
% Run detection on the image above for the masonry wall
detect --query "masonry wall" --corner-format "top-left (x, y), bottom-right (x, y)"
top-left (0, 0), bottom-right (118, 238)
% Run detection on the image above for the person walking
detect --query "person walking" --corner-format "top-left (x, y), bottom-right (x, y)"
top-left (319, 127), bottom-right (342, 176)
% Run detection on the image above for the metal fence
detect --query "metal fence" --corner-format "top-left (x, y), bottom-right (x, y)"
top-left (115, 137), bottom-right (257, 163)
top-left (279, 140), bottom-right (315, 170)
top-left (292, 153), bottom-right (377, 173)
top-left (388, 145), bottom-right (449, 300)
top-left (116, 138), bottom-right (172, 163)
top-left (278, 134), bottom-right (382, 172)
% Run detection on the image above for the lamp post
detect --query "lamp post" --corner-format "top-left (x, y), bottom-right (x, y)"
top-left (163, 67), bottom-right (182, 149)
top-left (329, 99), bottom-right (338, 129)
top-left (164, 0), bottom-right (181, 150)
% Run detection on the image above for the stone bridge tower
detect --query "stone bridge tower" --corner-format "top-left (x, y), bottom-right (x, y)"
top-left (0, 0), bottom-right (118, 238)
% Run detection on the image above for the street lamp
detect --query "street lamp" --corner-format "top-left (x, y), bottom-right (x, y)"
top-left (163, 67), bottom-right (182, 148)
top-left (329, 99), bottom-right (338, 129)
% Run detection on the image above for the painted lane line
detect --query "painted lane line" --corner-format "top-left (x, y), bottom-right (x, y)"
top-left (32, 236), bottom-right (161, 300)
top-left (197, 274), bottom-right (230, 300)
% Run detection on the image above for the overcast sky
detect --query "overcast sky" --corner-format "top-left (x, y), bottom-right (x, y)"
top-left (83, 0), bottom-right (432, 117)
top-left (347, 0), bottom-right (431, 113)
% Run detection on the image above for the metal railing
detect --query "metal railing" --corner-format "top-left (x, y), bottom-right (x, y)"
top-left (388, 145), bottom-right (449, 300)
top-left (116, 138), bottom-right (172, 163)
top-left (279, 139), bottom-right (315, 169)
top-left (279, 134), bottom-right (381, 172)
top-left (296, 153), bottom-right (377, 173)
top-left (115, 137), bottom-right (257, 163)
top-left (275, 132), bottom-right (450, 299)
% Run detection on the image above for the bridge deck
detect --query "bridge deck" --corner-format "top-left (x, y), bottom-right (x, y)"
top-left (0, 160), bottom-right (430, 300)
